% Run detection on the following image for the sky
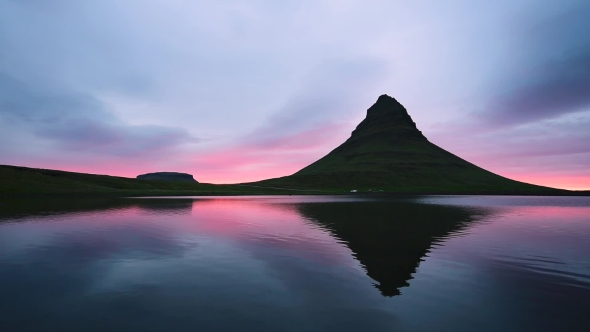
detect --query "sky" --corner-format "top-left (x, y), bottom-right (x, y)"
top-left (1, 0), bottom-right (589, 189)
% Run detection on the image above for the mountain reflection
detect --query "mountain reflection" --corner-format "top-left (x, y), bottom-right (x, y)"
top-left (294, 200), bottom-right (484, 296)
top-left (0, 196), bottom-right (485, 298)
top-left (2, 196), bottom-right (588, 332)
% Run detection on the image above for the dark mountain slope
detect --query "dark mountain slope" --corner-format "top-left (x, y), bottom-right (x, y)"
top-left (253, 95), bottom-right (558, 193)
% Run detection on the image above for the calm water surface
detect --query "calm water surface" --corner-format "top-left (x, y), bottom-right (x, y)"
top-left (0, 195), bottom-right (589, 331)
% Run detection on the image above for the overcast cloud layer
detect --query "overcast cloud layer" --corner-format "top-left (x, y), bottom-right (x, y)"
top-left (1, 0), bottom-right (589, 189)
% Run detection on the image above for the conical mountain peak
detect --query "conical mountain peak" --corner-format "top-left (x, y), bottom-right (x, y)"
top-left (351, 94), bottom-right (426, 142)
top-left (254, 93), bottom-right (552, 193)
top-left (376, 93), bottom-right (401, 104)
top-left (369, 94), bottom-right (406, 115)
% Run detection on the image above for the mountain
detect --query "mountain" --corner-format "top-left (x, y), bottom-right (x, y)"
top-left (253, 94), bottom-right (557, 193)
top-left (137, 172), bottom-right (198, 182)
top-left (0, 94), bottom-right (579, 195)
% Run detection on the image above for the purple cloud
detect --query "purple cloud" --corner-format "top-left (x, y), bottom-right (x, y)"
top-left (487, 52), bottom-right (590, 126)
top-left (483, 3), bottom-right (590, 125)
top-left (0, 72), bottom-right (195, 159)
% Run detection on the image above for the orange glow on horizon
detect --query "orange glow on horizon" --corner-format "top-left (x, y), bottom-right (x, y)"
top-left (503, 173), bottom-right (590, 191)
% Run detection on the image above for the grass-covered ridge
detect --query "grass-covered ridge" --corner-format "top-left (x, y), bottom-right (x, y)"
top-left (0, 165), bottom-right (317, 196)
top-left (251, 95), bottom-right (562, 194)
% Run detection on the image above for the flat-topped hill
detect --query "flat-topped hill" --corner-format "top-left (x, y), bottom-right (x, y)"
top-left (137, 172), bottom-right (198, 182)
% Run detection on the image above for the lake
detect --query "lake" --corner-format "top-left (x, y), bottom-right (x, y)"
top-left (0, 195), bottom-right (589, 331)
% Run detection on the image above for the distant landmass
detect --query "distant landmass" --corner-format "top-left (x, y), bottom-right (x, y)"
top-left (252, 95), bottom-right (556, 193)
top-left (0, 165), bottom-right (310, 196)
top-left (0, 94), bottom-right (587, 196)
top-left (137, 172), bottom-right (198, 183)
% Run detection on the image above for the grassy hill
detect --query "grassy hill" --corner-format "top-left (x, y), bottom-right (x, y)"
top-left (252, 95), bottom-right (563, 194)
top-left (0, 165), bottom-right (315, 196)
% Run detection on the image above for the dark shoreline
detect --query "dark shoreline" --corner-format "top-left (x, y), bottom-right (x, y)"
top-left (1, 189), bottom-right (589, 199)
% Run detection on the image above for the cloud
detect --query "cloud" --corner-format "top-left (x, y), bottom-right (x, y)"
top-left (483, 2), bottom-right (590, 126)
top-left (183, 58), bottom-right (389, 183)
top-left (242, 59), bottom-right (388, 148)
top-left (0, 72), bottom-right (195, 159)
top-left (487, 51), bottom-right (590, 126)
top-left (429, 110), bottom-right (590, 189)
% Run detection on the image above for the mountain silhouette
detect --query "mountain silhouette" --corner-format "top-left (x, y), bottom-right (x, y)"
top-left (0, 94), bottom-right (577, 195)
top-left (254, 95), bottom-right (554, 192)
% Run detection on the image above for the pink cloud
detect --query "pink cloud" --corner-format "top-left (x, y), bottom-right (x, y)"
top-left (501, 174), bottom-right (590, 191)
top-left (181, 122), bottom-right (350, 183)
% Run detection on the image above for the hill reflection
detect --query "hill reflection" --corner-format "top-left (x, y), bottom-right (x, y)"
top-left (0, 196), bottom-right (486, 298)
top-left (295, 200), bottom-right (484, 296)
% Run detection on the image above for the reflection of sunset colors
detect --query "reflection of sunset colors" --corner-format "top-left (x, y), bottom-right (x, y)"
top-left (2, 198), bottom-right (590, 330)
top-left (437, 203), bottom-right (590, 263)
top-left (2, 198), bottom-right (357, 268)
top-left (184, 199), bottom-right (355, 264)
